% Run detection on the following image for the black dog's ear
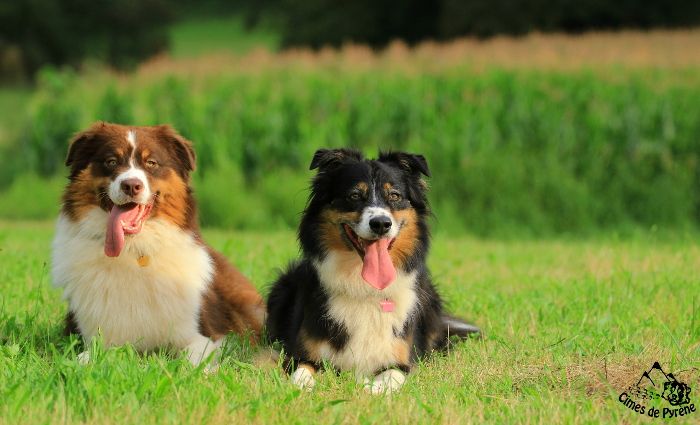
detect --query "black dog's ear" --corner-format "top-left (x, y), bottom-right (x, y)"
top-left (378, 151), bottom-right (431, 177)
top-left (66, 122), bottom-right (105, 178)
top-left (309, 148), bottom-right (363, 171)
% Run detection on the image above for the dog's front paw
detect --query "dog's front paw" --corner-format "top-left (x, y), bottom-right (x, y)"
top-left (291, 366), bottom-right (316, 391)
top-left (364, 369), bottom-right (406, 395)
top-left (185, 335), bottom-right (221, 368)
top-left (203, 362), bottom-right (220, 374)
top-left (77, 350), bottom-right (91, 365)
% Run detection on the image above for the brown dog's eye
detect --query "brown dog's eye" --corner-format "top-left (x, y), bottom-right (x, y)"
top-left (104, 158), bottom-right (117, 168)
top-left (145, 159), bottom-right (158, 168)
top-left (348, 193), bottom-right (362, 201)
top-left (388, 191), bottom-right (402, 202)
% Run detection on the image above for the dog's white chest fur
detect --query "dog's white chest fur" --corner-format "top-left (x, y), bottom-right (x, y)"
top-left (314, 252), bottom-right (418, 376)
top-left (52, 209), bottom-right (213, 351)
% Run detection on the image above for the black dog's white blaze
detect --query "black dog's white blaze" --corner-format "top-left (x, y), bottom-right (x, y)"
top-left (266, 148), bottom-right (480, 393)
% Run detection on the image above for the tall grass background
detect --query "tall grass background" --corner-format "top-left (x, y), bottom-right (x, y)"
top-left (2, 50), bottom-right (700, 236)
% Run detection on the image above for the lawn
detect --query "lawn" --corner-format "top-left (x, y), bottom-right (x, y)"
top-left (0, 221), bottom-right (697, 424)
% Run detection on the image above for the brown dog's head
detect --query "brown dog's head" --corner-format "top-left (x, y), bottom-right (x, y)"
top-left (63, 122), bottom-right (197, 257)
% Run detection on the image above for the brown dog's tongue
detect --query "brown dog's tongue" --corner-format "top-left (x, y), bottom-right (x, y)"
top-left (361, 238), bottom-right (396, 290)
top-left (105, 204), bottom-right (140, 257)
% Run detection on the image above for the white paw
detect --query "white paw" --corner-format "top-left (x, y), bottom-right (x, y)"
top-left (291, 366), bottom-right (316, 391)
top-left (77, 351), bottom-right (91, 365)
top-left (203, 362), bottom-right (220, 375)
top-left (185, 335), bottom-right (221, 367)
top-left (364, 369), bottom-right (406, 395)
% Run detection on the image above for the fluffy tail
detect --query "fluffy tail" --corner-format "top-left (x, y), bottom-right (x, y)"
top-left (439, 314), bottom-right (481, 348)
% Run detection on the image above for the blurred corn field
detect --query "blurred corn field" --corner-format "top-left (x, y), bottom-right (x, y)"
top-left (3, 33), bottom-right (700, 235)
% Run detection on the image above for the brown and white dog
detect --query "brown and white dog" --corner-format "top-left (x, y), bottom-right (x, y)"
top-left (52, 122), bottom-right (264, 366)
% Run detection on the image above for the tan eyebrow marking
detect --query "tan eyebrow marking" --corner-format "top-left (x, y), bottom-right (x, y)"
top-left (112, 148), bottom-right (125, 157)
top-left (355, 182), bottom-right (369, 194)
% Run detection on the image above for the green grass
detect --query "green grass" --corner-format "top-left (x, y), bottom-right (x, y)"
top-left (168, 15), bottom-right (279, 57)
top-left (0, 221), bottom-right (698, 424)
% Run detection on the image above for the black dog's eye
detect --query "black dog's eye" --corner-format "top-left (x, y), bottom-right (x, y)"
top-left (145, 159), bottom-right (158, 168)
top-left (348, 193), bottom-right (362, 202)
top-left (104, 158), bottom-right (117, 168)
top-left (388, 191), bottom-right (402, 202)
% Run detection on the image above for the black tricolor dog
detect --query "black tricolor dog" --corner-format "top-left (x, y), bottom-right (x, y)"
top-left (266, 149), bottom-right (479, 394)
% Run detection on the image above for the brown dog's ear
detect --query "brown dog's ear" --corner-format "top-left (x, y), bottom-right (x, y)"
top-left (309, 148), bottom-right (363, 171)
top-left (158, 125), bottom-right (196, 175)
top-left (378, 151), bottom-right (431, 177)
top-left (65, 122), bottom-right (105, 178)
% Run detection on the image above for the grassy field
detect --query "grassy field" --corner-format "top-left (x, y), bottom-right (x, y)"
top-left (0, 221), bottom-right (698, 424)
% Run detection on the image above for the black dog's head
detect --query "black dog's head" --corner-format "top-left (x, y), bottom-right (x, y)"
top-left (300, 148), bottom-right (431, 289)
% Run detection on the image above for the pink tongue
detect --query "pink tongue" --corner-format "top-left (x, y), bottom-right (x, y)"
top-left (361, 238), bottom-right (396, 290)
top-left (105, 205), bottom-right (140, 257)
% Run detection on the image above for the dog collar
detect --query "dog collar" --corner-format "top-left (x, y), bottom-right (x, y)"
top-left (380, 299), bottom-right (395, 313)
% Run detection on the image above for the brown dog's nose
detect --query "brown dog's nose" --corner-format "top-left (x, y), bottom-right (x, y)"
top-left (120, 178), bottom-right (143, 197)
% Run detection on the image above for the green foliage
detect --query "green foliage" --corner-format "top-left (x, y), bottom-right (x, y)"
top-left (22, 69), bottom-right (81, 177)
top-left (438, 0), bottom-right (700, 37)
top-left (251, 0), bottom-right (700, 47)
top-left (96, 85), bottom-right (134, 124)
top-left (0, 174), bottom-right (62, 219)
top-left (168, 15), bottom-right (279, 57)
top-left (0, 0), bottom-right (172, 79)
top-left (3, 68), bottom-right (700, 235)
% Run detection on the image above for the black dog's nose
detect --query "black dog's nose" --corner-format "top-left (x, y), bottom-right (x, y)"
top-left (369, 216), bottom-right (392, 235)
top-left (121, 178), bottom-right (143, 197)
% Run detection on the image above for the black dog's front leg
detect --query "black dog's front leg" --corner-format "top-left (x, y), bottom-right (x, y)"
top-left (365, 364), bottom-right (411, 394)
top-left (287, 358), bottom-right (321, 391)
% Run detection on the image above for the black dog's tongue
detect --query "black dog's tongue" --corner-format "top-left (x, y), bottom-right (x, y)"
top-left (360, 238), bottom-right (396, 290)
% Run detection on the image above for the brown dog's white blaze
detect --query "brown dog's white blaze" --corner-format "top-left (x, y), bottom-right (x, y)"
top-left (103, 131), bottom-right (152, 257)
top-left (63, 122), bottom-right (197, 257)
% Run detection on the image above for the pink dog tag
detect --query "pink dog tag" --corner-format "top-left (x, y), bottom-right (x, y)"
top-left (380, 299), bottom-right (395, 313)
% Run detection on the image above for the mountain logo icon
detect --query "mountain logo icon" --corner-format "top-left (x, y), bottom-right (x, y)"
top-left (618, 361), bottom-right (695, 419)
top-left (628, 362), bottom-right (691, 407)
